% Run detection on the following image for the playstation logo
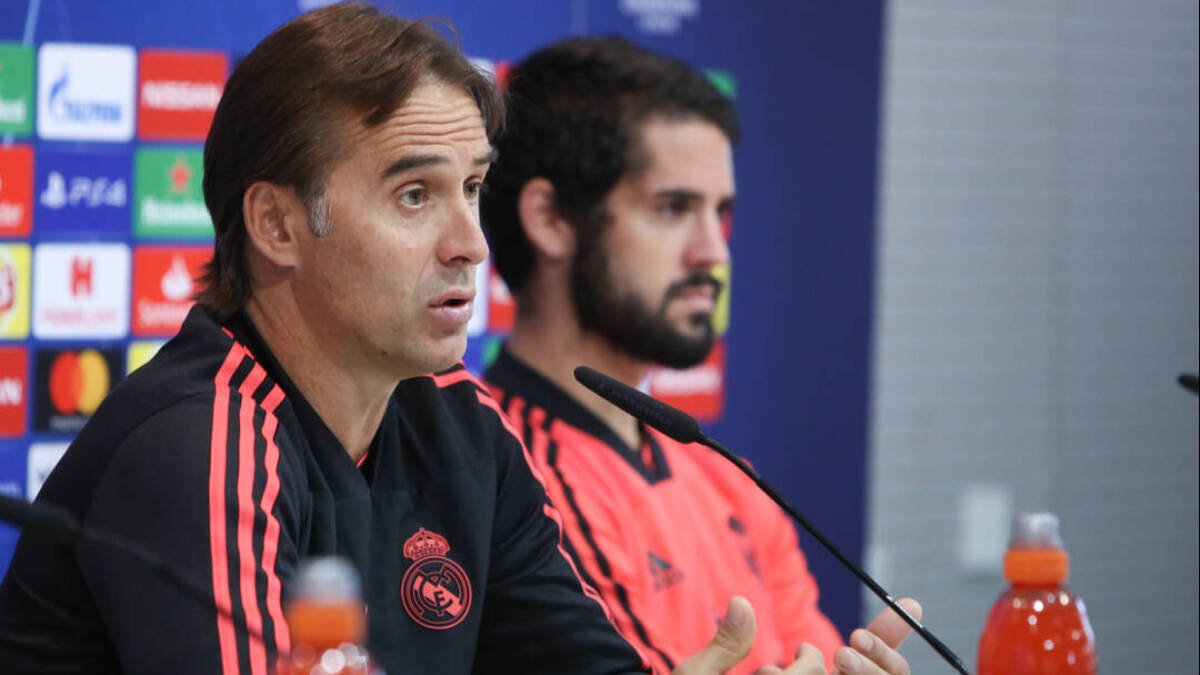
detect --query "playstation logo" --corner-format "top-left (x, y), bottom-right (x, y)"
top-left (40, 171), bottom-right (67, 209)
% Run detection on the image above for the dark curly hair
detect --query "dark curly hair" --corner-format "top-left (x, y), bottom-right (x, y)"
top-left (481, 36), bottom-right (738, 296)
top-left (197, 2), bottom-right (503, 320)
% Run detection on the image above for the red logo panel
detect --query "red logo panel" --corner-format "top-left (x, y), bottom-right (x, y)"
top-left (649, 339), bottom-right (725, 423)
top-left (137, 49), bottom-right (228, 140)
top-left (0, 145), bottom-right (33, 237)
top-left (0, 346), bottom-right (27, 436)
top-left (131, 246), bottom-right (210, 336)
top-left (486, 267), bottom-right (514, 333)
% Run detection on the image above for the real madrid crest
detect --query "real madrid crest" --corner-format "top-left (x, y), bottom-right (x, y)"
top-left (400, 527), bottom-right (472, 630)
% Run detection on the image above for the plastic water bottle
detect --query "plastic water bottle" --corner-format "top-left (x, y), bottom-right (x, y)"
top-left (283, 556), bottom-right (375, 675)
top-left (978, 513), bottom-right (1096, 674)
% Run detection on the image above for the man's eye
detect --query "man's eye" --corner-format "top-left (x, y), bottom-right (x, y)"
top-left (464, 181), bottom-right (486, 201)
top-left (658, 200), bottom-right (689, 218)
top-left (399, 188), bottom-right (426, 207)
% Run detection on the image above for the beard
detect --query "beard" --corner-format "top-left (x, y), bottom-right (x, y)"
top-left (570, 235), bottom-right (723, 370)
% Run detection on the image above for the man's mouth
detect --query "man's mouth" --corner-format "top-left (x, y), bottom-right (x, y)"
top-left (666, 273), bottom-right (723, 303)
top-left (430, 288), bottom-right (476, 308)
top-left (428, 288), bottom-right (476, 327)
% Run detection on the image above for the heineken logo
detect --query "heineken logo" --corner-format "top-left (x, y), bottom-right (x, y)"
top-left (140, 199), bottom-right (209, 226)
top-left (169, 158), bottom-right (191, 193)
top-left (0, 43), bottom-right (34, 135)
top-left (0, 99), bottom-right (25, 124)
top-left (134, 148), bottom-right (212, 239)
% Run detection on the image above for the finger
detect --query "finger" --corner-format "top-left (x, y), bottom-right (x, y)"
top-left (781, 642), bottom-right (827, 675)
top-left (833, 630), bottom-right (909, 675)
top-left (865, 598), bottom-right (922, 649)
top-left (672, 596), bottom-right (756, 675)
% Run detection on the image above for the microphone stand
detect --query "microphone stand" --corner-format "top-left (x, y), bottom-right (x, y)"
top-left (574, 366), bottom-right (971, 674)
top-left (0, 494), bottom-right (268, 647)
top-left (697, 434), bottom-right (970, 675)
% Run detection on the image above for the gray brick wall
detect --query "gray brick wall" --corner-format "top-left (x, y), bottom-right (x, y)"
top-left (869, 1), bottom-right (1199, 671)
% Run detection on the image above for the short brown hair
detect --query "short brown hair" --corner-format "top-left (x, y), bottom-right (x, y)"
top-left (197, 2), bottom-right (502, 320)
top-left (482, 36), bottom-right (737, 296)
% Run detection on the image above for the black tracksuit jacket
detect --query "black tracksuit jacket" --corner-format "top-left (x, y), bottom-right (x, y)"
top-left (0, 306), bottom-right (647, 674)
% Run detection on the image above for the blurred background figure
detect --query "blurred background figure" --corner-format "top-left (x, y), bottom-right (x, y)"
top-left (480, 35), bottom-right (854, 674)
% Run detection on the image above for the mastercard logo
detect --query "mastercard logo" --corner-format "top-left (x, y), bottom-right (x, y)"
top-left (48, 349), bottom-right (111, 416)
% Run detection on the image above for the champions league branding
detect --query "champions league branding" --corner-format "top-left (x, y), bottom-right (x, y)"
top-left (619, 0), bottom-right (700, 35)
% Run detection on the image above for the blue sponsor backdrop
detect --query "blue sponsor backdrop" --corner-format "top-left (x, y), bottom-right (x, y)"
top-left (0, 0), bottom-right (883, 637)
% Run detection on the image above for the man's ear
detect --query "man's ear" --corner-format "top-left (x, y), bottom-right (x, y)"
top-left (518, 177), bottom-right (575, 260)
top-left (242, 181), bottom-right (306, 269)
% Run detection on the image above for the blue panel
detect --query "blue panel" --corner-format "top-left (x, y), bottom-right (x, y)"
top-left (0, 443), bottom-right (27, 579)
top-left (34, 149), bottom-right (131, 239)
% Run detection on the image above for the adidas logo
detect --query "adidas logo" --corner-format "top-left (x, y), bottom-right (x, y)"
top-left (728, 515), bottom-right (763, 580)
top-left (648, 551), bottom-right (684, 591)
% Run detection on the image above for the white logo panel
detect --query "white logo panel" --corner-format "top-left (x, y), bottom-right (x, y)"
top-left (33, 243), bottom-right (130, 339)
top-left (27, 442), bottom-right (70, 501)
top-left (468, 256), bottom-right (489, 337)
top-left (620, 0), bottom-right (700, 35)
top-left (37, 43), bottom-right (136, 141)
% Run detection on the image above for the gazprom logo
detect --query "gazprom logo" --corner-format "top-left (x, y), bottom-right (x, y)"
top-left (47, 69), bottom-right (123, 123)
top-left (37, 43), bottom-right (135, 142)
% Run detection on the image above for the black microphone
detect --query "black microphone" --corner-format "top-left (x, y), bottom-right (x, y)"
top-left (574, 366), bottom-right (972, 675)
top-left (0, 492), bottom-right (79, 540)
top-left (0, 493), bottom-right (266, 645)
top-left (1179, 373), bottom-right (1198, 395)
top-left (574, 366), bottom-right (701, 443)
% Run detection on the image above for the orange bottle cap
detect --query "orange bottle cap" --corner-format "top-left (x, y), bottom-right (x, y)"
top-left (1003, 547), bottom-right (1069, 585)
top-left (287, 601), bottom-right (367, 649)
